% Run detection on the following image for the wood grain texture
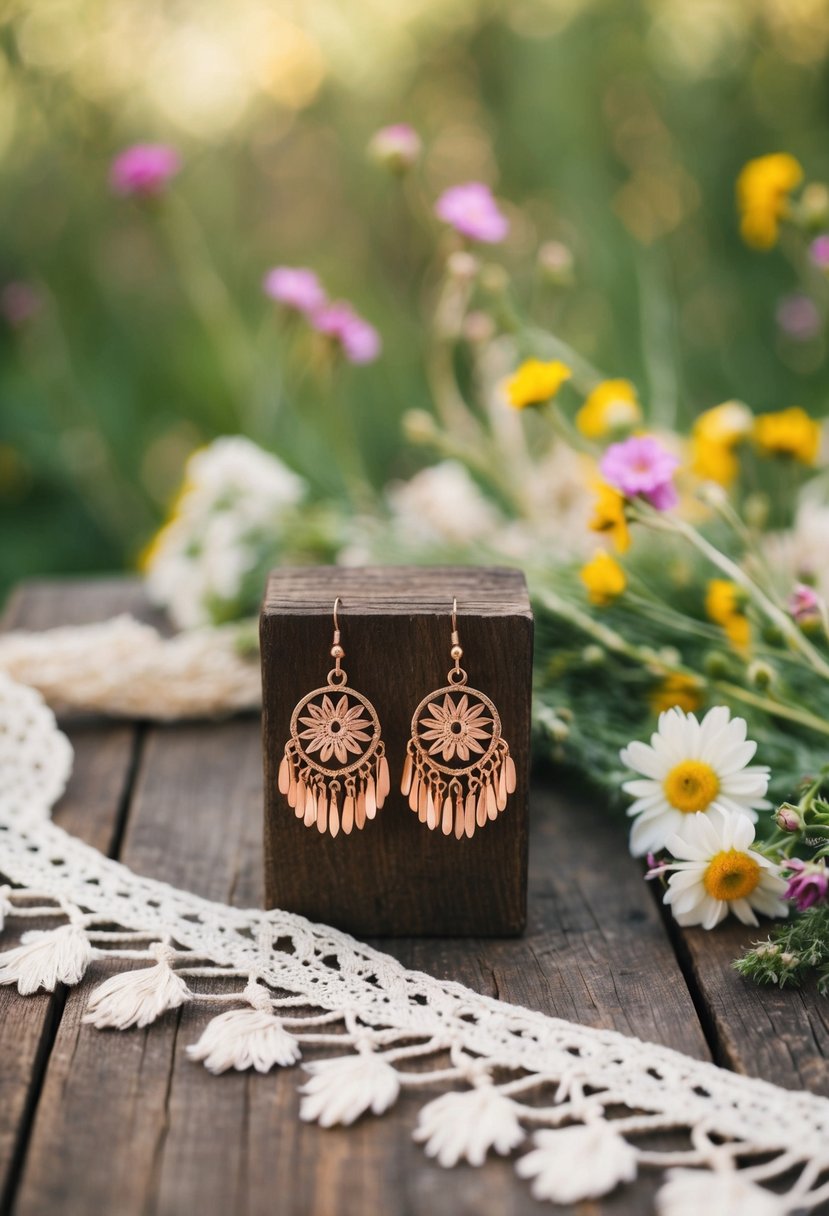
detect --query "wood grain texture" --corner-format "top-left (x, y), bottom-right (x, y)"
top-left (2, 578), bottom-right (829, 1216)
top-left (261, 566), bottom-right (533, 936)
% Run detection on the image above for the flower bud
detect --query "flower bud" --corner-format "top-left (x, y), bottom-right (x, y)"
top-left (479, 263), bottom-right (509, 296)
top-left (743, 492), bottom-right (769, 529)
top-left (780, 952), bottom-right (799, 967)
top-left (401, 410), bottom-right (438, 445)
top-left (581, 644), bottom-right (605, 666)
top-left (462, 310), bottom-right (495, 345)
top-left (775, 803), bottom-right (803, 833)
top-left (747, 659), bottom-right (774, 690)
top-left (761, 623), bottom-right (785, 647)
top-left (367, 124), bottom-right (421, 173)
top-left (702, 650), bottom-right (731, 678)
top-left (801, 183), bottom-right (829, 228)
top-left (537, 240), bottom-right (574, 286)
top-left (447, 251), bottom-right (479, 282)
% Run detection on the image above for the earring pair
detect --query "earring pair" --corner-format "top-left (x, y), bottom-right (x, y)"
top-left (277, 597), bottom-right (515, 840)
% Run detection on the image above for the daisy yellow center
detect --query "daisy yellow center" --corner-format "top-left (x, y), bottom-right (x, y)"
top-left (703, 849), bottom-right (761, 901)
top-left (663, 760), bottom-right (719, 813)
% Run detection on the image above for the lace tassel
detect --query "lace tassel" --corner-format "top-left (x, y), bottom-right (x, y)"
top-left (299, 1052), bottom-right (400, 1127)
top-left (0, 923), bottom-right (94, 994)
top-left (187, 1008), bottom-right (301, 1074)
top-left (83, 945), bottom-right (190, 1029)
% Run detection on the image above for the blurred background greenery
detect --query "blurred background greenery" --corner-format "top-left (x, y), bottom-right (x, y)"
top-left (3, 0), bottom-right (829, 599)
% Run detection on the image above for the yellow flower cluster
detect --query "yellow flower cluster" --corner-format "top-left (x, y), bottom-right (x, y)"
top-left (580, 549), bottom-right (626, 606)
top-left (736, 153), bottom-right (802, 249)
top-left (705, 579), bottom-right (750, 650)
top-left (691, 400), bottom-right (753, 487)
top-left (754, 406), bottom-right (821, 464)
top-left (575, 379), bottom-right (641, 439)
top-left (506, 359), bottom-right (571, 409)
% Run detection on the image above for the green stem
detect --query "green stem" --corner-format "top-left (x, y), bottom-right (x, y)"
top-left (633, 505), bottom-right (829, 681)
top-left (713, 681), bottom-right (829, 739)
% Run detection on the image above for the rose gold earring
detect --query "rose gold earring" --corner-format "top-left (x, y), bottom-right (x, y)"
top-left (278, 598), bottom-right (389, 837)
top-left (402, 597), bottom-right (516, 839)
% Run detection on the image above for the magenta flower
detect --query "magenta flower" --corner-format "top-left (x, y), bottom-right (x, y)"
top-left (810, 234), bottom-right (829, 271)
top-left (263, 267), bottom-right (326, 315)
top-left (784, 858), bottom-right (829, 911)
top-left (788, 582), bottom-right (821, 626)
top-left (312, 301), bottom-right (381, 364)
top-left (368, 124), bottom-right (421, 172)
top-left (110, 144), bottom-right (180, 196)
top-left (435, 182), bottom-right (509, 244)
top-left (599, 435), bottom-right (679, 510)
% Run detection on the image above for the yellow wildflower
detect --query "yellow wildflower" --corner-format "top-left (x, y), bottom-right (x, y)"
top-left (754, 406), bottom-right (821, 465)
top-left (506, 358), bottom-right (571, 409)
top-left (705, 579), bottom-right (750, 650)
top-left (575, 379), bottom-right (642, 439)
top-left (691, 436), bottom-right (738, 487)
top-left (588, 481), bottom-right (631, 553)
top-left (736, 153), bottom-right (803, 249)
top-left (580, 550), bottom-right (626, 606)
top-left (648, 673), bottom-right (703, 715)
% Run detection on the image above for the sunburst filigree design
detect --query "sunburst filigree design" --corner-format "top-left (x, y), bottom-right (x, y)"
top-left (298, 694), bottom-right (373, 765)
top-left (418, 693), bottom-right (493, 763)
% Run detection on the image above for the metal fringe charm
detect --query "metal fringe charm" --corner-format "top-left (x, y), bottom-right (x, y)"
top-left (277, 599), bottom-right (388, 838)
top-left (403, 600), bottom-right (515, 839)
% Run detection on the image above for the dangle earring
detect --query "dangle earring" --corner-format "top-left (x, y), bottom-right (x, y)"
top-left (278, 598), bottom-right (390, 837)
top-left (402, 598), bottom-right (516, 839)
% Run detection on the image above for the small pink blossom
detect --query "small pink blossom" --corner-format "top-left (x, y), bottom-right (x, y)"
top-left (263, 267), bottom-right (326, 315)
top-left (810, 234), bottom-right (829, 271)
top-left (645, 852), bottom-right (669, 881)
top-left (368, 124), bottom-right (421, 171)
top-left (435, 182), bottom-right (509, 244)
top-left (776, 294), bottom-right (821, 342)
top-left (312, 301), bottom-right (381, 364)
top-left (784, 858), bottom-right (829, 911)
top-left (599, 435), bottom-right (679, 510)
top-left (109, 144), bottom-right (180, 196)
top-left (0, 281), bottom-right (41, 328)
top-left (788, 582), bottom-right (821, 626)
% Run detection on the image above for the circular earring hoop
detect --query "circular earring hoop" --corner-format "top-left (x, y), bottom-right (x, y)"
top-left (401, 598), bottom-right (516, 838)
top-left (278, 598), bottom-right (390, 837)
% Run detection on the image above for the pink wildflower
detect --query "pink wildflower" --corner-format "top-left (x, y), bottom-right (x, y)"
top-left (788, 582), bottom-right (821, 627)
top-left (109, 144), bottom-right (180, 196)
top-left (263, 267), bottom-right (326, 315)
top-left (810, 234), bottom-right (829, 272)
top-left (368, 124), bottom-right (421, 172)
top-left (784, 858), bottom-right (829, 911)
top-left (435, 182), bottom-right (509, 244)
top-left (776, 294), bottom-right (821, 342)
top-left (312, 301), bottom-right (381, 365)
top-left (599, 435), bottom-right (679, 510)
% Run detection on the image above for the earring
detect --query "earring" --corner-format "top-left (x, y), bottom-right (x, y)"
top-left (402, 598), bottom-right (516, 839)
top-left (278, 598), bottom-right (390, 837)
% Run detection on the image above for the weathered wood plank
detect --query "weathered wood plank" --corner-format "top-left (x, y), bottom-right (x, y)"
top-left (673, 921), bottom-right (829, 1096)
top-left (0, 581), bottom-right (144, 1212)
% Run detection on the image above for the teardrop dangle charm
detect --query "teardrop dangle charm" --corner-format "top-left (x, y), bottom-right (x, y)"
top-left (403, 597), bottom-right (514, 839)
top-left (278, 598), bottom-right (387, 837)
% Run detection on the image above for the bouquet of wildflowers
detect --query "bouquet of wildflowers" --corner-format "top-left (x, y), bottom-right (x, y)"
top-left (136, 135), bottom-right (829, 988)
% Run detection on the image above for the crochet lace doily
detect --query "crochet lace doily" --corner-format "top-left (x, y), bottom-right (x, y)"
top-left (1, 667), bottom-right (828, 1215)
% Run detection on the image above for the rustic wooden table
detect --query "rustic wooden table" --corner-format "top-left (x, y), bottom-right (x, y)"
top-left (1, 579), bottom-right (827, 1216)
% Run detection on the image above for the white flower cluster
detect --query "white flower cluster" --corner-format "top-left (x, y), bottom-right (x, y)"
top-left (620, 706), bottom-right (787, 930)
top-left (143, 437), bottom-right (305, 629)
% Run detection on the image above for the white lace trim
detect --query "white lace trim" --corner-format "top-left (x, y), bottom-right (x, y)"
top-left (1, 669), bottom-right (828, 1214)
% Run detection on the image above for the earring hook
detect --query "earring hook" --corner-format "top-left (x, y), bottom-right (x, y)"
top-left (451, 596), bottom-right (458, 635)
top-left (333, 596), bottom-right (341, 635)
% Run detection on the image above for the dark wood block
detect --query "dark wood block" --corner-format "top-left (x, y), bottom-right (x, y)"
top-left (260, 566), bottom-right (533, 936)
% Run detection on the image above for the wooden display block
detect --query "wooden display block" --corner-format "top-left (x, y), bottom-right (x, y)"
top-left (260, 566), bottom-right (533, 936)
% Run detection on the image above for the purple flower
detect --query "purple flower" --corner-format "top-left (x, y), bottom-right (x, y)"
top-left (109, 144), bottom-right (181, 196)
top-left (784, 858), bottom-right (829, 911)
top-left (599, 435), bottom-right (679, 510)
top-left (435, 182), bottom-right (509, 244)
top-left (368, 124), bottom-right (421, 172)
top-left (787, 582), bottom-right (821, 626)
top-left (775, 294), bottom-right (821, 342)
top-left (312, 301), bottom-right (381, 365)
top-left (0, 281), bottom-right (41, 328)
top-left (810, 234), bottom-right (829, 271)
top-left (263, 267), bottom-right (326, 315)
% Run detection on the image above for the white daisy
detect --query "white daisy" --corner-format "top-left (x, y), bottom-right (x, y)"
top-left (619, 706), bottom-right (770, 857)
top-left (661, 811), bottom-right (787, 930)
